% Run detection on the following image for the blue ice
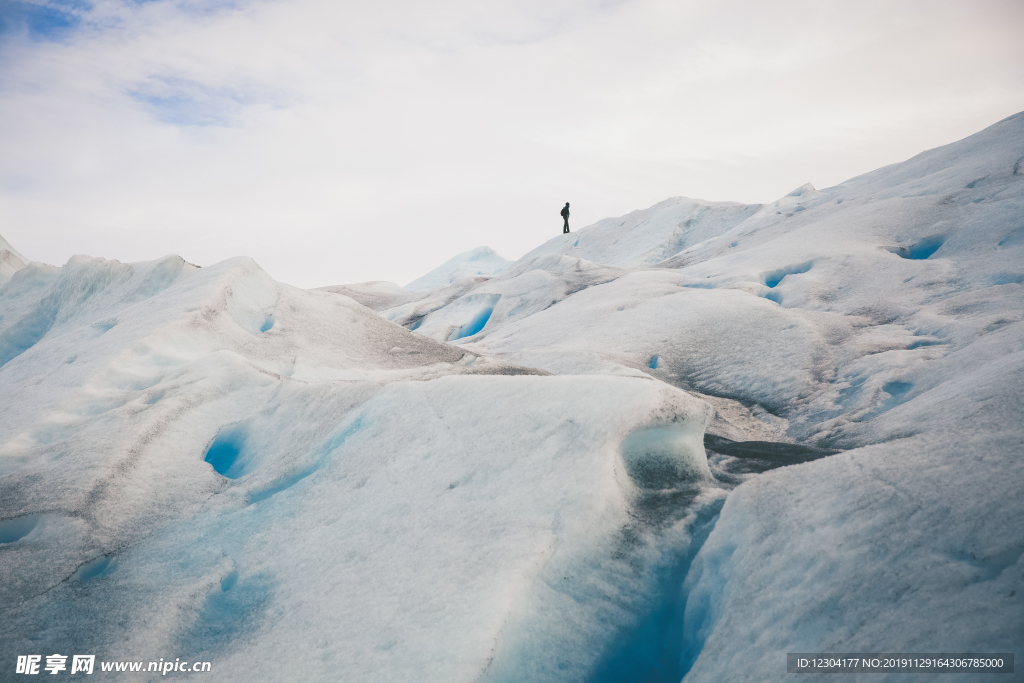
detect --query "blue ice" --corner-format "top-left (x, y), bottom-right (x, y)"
top-left (0, 514), bottom-right (40, 544)
top-left (74, 556), bottom-right (116, 581)
top-left (889, 236), bottom-right (946, 260)
top-left (450, 296), bottom-right (502, 340)
top-left (860, 381), bottom-right (914, 420)
top-left (204, 426), bottom-right (249, 478)
top-left (763, 262), bottom-right (812, 288)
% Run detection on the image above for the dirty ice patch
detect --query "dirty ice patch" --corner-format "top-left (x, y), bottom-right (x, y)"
top-left (620, 425), bottom-right (712, 489)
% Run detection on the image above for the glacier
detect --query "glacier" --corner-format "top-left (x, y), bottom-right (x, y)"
top-left (1, 112), bottom-right (1022, 682)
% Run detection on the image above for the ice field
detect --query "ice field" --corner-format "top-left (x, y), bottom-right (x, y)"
top-left (1, 112), bottom-right (1023, 681)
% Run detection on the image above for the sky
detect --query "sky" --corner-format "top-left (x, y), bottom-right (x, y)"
top-left (0, 0), bottom-right (1022, 288)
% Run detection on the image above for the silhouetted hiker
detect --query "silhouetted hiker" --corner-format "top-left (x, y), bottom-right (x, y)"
top-left (561, 202), bottom-right (570, 234)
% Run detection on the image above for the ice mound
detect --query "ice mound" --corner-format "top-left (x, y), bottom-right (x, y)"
top-left (382, 253), bottom-right (625, 344)
top-left (517, 197), bottom-right (763, 270)
top-left (405, 245), bottom-right (511, 291)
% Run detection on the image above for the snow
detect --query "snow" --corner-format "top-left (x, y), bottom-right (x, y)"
top-left (0, 232), bottom-right (28, 284)
top-left (2, 111), bottom-right (1023, 682)
top-left (404, 245), bottom-right (511, 291)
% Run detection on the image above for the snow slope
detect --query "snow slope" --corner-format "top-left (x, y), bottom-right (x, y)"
top-left (405, 245), bottom-right (511, 291)
top-left (2, 111), bottom-right (1023, 683)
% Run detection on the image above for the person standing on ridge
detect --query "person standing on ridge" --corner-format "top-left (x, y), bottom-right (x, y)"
top-left (561, 202), bottom-right (570, 234)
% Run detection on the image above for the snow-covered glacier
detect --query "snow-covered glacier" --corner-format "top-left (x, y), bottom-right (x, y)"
top-left (2, 112), bottom-right (1022, 682)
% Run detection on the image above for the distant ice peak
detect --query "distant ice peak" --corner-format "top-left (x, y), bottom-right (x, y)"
top-left (786, 182), bottom-right (818, 197)
top-left (405, 245), bottom-right (511, 292)
top-left (0, 232), bottom-right (28, 284)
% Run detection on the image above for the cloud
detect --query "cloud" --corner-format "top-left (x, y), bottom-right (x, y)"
top-left (0, 0), bottom-right (1022, 288)
top-left (126, 75), bottom-right (287, 126)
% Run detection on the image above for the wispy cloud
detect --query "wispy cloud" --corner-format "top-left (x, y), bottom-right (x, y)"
top-left (127, 75), bottom-right (287, 127)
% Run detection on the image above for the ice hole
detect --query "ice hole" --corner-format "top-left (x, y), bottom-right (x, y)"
top-left (763, 262), bottom-right (812, 288)
top-left (0, 514), bottom-right (40, 543)
top-left (74, 556), bottom-right (116, 581)
top-left (452, 306), bottom-right (494, 339)
top-left (620, 427), bottom-right (712, 490)
top-left (906, 236), bottom-right (945, 259)
top-left (881, 381), bottom-right (912, 401)
top-left (860, 381), bottom-right (914, 420)
top-left (221, 569), bottom-right (239, 592)
top-left (887, 235), bottom-right (946, 260)
top-left (204, 425), bottom-right (250, 479)
top-left (448, 294), bottom-right (501, 340)
top-left (259, 316), bottom-right (274, 333)
top-left (649, 355), bottom-right (660, 369)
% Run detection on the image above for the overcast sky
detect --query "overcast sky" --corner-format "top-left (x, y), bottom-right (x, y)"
top-left (1, 0), bottom-right (1022, 288)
